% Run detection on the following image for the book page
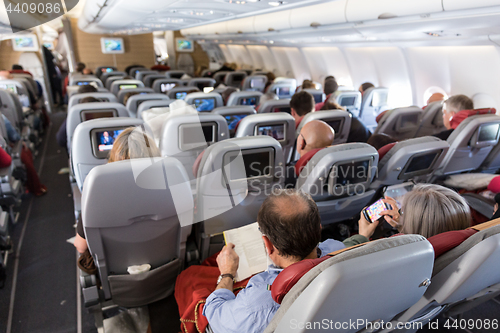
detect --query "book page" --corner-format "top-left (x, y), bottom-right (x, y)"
top-left (223, 222), bottom-right (268, 281)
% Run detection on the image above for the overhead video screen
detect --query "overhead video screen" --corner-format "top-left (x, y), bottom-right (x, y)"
top-left (12, 34), bottom-right (39, 52)
top-left (176, 38), bottom-right (194, 52)
top-left (101, 38), bottom-right (125, 54)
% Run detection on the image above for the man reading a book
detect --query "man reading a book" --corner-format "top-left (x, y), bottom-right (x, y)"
top-left (203, 189), bottom-right (348, 332)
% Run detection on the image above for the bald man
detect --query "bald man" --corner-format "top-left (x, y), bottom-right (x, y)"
top-left (427, 93), bottom-right (445, 105)
top-left (285, 120), bottom-right (335, 187)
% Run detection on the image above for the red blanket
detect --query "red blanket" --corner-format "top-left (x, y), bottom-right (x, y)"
top-left (175, 254), bottom-right (251, 333)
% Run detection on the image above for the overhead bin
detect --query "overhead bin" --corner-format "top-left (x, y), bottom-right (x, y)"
top-left (290, 0), bottom-right (347, 29)
top-left (345, 0), bottom-right (443, 22)
top-left (254, 11), bottom-right (292, 33)
top-left (443, 0), bottom-right (500, 11)
top-left (226, 16), bottom-right (255, 34)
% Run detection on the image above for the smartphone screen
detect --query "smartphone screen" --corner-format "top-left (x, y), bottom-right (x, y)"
top-left (364, 199), bottom-right (390, 222)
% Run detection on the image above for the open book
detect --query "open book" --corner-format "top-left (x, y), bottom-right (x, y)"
top-left (223, 222), bottom-right (268, 282)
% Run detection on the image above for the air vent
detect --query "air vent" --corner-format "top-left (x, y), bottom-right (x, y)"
top-left (310, 22), bottom-right (321, 28)
top-left (268, 28), bottom-right (275, 32)
top-left (378, 13), bottom-right (398, 19)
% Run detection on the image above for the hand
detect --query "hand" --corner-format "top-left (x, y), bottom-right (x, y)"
top-left (358, 210), bottom-right (379, 239)
top-left (216, 243), bottom-right (239, 276)
top-left (380, 196), bottom-right (401, 229)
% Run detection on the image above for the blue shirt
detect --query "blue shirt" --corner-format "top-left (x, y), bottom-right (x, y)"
top-left (2, 115), bottom-right (20, 143)
top-left (203, 239), bottom-right (345, 333)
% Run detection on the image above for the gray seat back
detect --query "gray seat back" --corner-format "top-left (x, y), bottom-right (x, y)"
top-left (266, 235), bottom-right (434, 333)
top-left (116, 88), bottom-right (154, 104)
top-left (414, 101), bottom-right (446, 137)
top-left (110, 80), bottom-right (145, 96)
top-left (359, 87), bottom-right (389, 132)
top-left (82, 156), bottom-right (193, 306)
top-left (101, 71), bottom-right (127, 86)
top-left (226, 91), bottom-right (262, 107)
top-left (268, 79), bottom-right (297, 99)
top-left (144, 74), bottom-right (167, 88)
top-left (297, 143), bottom-right (378, 224)
top-left (302, 88), bottom-right (325, 104)
top-left (213, 71), bottom-right (230, 86)
top-left (66, 102), bottom-right (130, 152)
top-left (125, 93), bottom-right (170, 117)
top-left (68, 92), bottom-right (118, 109)
top-left (137, 100), bottom-right (176, 120)
top-left (104, 73), bottom-right (127, 90)
top-left (212, 106), bottom-right (256, 137)
top-left (187, 78), bottom-right (216, 91)
top-left (224, 71), bottom-right (248, 88)
top-left (258, 99), bottom-right (291, 114)
top-left (241, 75), bottom-right (268, 92)
top-left (296, 110), bottom-right (352, 145)
top-left (152, 78), bottom-right (181, 94)
top-left (128, 66), bottom-right (147, 76)
top-left (434, 115), bottom-right (500, 177)
top-left (167, 87), bottom-right (200, 100)
top-left (71, 117), bottom-right (144, 190)
top-left (371, 136), bottom-right (449, 189)
top-left (135, 70), bottom-right (158, 81)
top-left (235, 112), bottom-right (295, 160)
top-left (165, 70), bottom-right (186, 79)
top-left (0, 79), bottom-right (30, 111)
top-left (0, 88), bottom-right (24, 130)
top-left (196, 136), bottom-right (284, 258)
top-left (393, 224), bottom-right (500, 327)
top-left (70, 75), bottom-right (103, 88)
top-left (95, 66), bottom-right (117, 79)
top-left (183, 92), bottom-right (223, 112)
top-left (373, 106), bottom-right (425, 140)
top-left (159, 113), bottom-right (229, 181)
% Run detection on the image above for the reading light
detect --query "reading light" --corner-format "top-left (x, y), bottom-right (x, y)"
top-left (269, 1), bottom-right (286, 6)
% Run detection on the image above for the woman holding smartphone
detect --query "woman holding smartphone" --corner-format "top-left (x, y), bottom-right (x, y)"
top-left (343, 184), bottom-right (472, 247)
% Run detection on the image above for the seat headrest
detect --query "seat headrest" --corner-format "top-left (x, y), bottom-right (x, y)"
top-left (378, 142), bottom-right (397, 160)
top-left (427, 229), bottom-right (478, 259)
top-left (376, 110), bottom-right (388, 123)
top-left (488, 176), bottom-right (500, 193)
top-left (295, 148), bottom-right (324, 176)
top-left (450, 108), bottom-right (496, 129)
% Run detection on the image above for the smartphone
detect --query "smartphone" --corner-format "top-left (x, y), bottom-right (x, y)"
top-left (363, 198), bottom-right (392, 223)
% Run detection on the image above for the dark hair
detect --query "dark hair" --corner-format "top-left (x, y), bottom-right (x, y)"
top-left (76, 62), bottom-right (86, 73)
top-left (80, 96), bottom-right (100, 103)
top-left (324, 76), bottom-right (335, 83)
top-left (12, 64), bottom-right (23, 70)
top-left (320, 101), bottom-right (345, 111)
top-left (290, 91), bottom-right (315, 117)
top-left (324, 78), bottom-right (339, 95)
top-left (360, 82), bottom-right (375, 93)
top-left (77, 85), bottom-right (98, 94)
top-left (367, 133), bottom-right (396, 150)
top-left (125, 64), bottom-right (144, 74)
top-left (301, 79), bottom-right (315, 90)
top-left (257, 189), bottom-right (321, 260)
top-left (445, 94), bottom-right (473, 112)
top-left (220, 87), bottom-right (238, 105)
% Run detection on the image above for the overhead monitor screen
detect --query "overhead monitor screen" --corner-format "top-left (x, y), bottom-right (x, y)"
top-left (275, 87), bottom-right (290, 97)
top-left (334, 160), bottom-right (370, 186)
top-left (326, 120), bottom-right (342, 135)
top-left (175, 92), bottom-right (187, 100)
top-left (238, 97), bottom-right (258, 106)
top-left (119, 84), bottom-right (138, 90)
top-left (161, 83), bottom-right (176, 93)
top-left (256, 124), bottom-right (285, 141)
top-left (193, 98), bottom-right (215, 112)
top-left (404, 152), bottom-right (438, 175)
top-left (227, 149), bottom-right (273, 180)
top-left (100, 38), bottom-right (125, 54)
top-left (272, 106), bottom-right (291, 114)
top-left (340, 96), bottom-right (356, 107)
top-left (80, 109), bottom-right (117, 122)
top-left (91, 127), bottom-right (129, 159)
top-left (250, 78), bottom-right (266, 90)
top-left (176, 39), bottom-right (194, 52)
top-left (12, 35), bottom-right (39, 52)
top-left (478, 123), bottom-right (500, 143)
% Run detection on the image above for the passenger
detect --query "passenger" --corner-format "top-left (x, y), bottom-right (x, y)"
top-left (0, 70), bottom-right (13, 79)
top-left (300, 79), bottom-right (315, 90)
top-left (176, 189), bottom-right (377, 333)
top-left (433, 94), bottom-right (474, 140)
top-left (10, 64), bottom-right (33, 77)
top-left (2, 115), bottom-right (47, 196)
top-left (290, 91), bottom-right (315, 128)
top-left (359, 82), bottom-right (375, 95)
top-left (74, 128), bottom-right (160, 258)
top-left (255, 92), bottom-right (278, 112)
top-left (82, 68), bottom-right (93, 75)
top-left (285, 120), bottom-right (335, 187)
top-left (367, 133), bottom-right (397, 150)
top-left (321, 101), bottom-right (372, 143)
top-left (264, 72), bottom-right (276, 92)
top-left (220, 87), bottom-right (239, 105)
top-left (75, 62), bottom-right (86, 74)
top-left (314, 77), bottom-right (338, 110)
top-left (344, 184), bottom-right (471, 247)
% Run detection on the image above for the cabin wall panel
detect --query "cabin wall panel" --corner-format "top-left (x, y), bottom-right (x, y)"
top-left (301, 47), bottom-right (353, 87)
top-left (246, 45), bottom-right (266, 70)
top-left (269, 47), bottom-right (296, 78)
top-left (281, 47), bottom-right (311, 84)
top-left (219, 45), bottom-right (233, 63)
top-left (252, 46), bottom-right (278, 73)
top-left (226, 45), bottom-right (253, 68)
top-left (70, 18), bottom-right (155, 72)
top-left (0, 39), bottom-right (23, 71)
